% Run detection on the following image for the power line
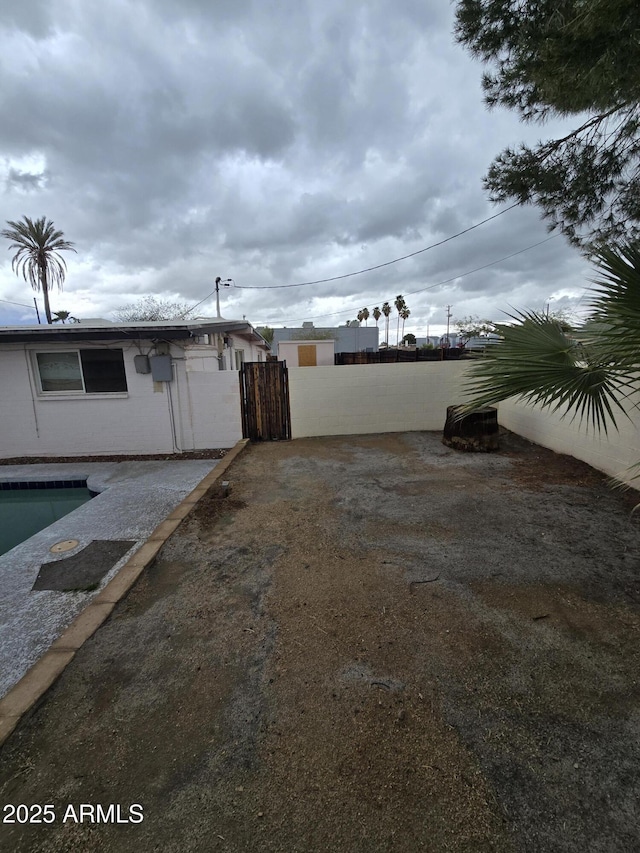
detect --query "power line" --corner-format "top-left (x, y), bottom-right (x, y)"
top-left (0, 297), bottom-right (36, 309)
top-left (234, 202), bottom-right (521, 290)
top-left (257, 233), bottom-right (559, 326)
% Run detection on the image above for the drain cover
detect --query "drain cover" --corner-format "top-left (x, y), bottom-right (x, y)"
top-left (50, 539), bottom-right (80, 553)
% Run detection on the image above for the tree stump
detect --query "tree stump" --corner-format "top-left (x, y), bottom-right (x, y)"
top-left (442, 405), bottom-right (499, 452)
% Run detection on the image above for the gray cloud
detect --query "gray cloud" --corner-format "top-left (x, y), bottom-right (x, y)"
top-left (0, 0), bottom-right (592, 334)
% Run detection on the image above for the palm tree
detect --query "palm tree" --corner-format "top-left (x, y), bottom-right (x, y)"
top-left (394, 294), bottom-right (405, 346)
top-left (382, 302), bottom-right (391, 345)
top-left (2, 216), bottom-right (76, 324)
top-left (372, 306), bottom-right (381, 327)
top-left (400, 306), bottom-right (411, 342)
top-left (51, 310), bottom-right (78, 324)
top-left (361, 307), bottom-right (369, 326)
top-left (460, 242), bottom-right (640, 438)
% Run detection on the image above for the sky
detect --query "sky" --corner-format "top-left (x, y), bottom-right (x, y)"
top-left (0, 0), bottom-right (594, 340)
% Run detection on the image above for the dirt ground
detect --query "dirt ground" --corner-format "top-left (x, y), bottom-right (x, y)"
top-left (1, 431), bottom-right (639, 852)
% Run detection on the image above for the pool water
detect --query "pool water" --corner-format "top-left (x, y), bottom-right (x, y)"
top-left (0, 485), bottom-right (93, 556)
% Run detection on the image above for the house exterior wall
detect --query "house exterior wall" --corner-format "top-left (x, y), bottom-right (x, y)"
top-left (216, 332), bottom-right (268, 370)
top-left (277, 340), bottom-right (335, 367)
top-left (0, 342), bottom-right (242, 458)
top-left (288, 361), bottom-right (470, 437)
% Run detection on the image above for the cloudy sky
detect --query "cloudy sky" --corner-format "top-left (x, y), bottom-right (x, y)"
top-left (0, 0), bottom-right (592, 339)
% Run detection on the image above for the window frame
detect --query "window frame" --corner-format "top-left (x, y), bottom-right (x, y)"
top-left (33, 348), bottom-right (129, 397)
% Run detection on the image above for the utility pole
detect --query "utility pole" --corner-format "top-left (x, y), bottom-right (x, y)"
top-left (444, 304), bottom-right (452, 346)
top-left (215, 276), bottom-right (232, 318)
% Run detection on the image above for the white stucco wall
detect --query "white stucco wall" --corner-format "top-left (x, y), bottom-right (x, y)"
top-left (288, 361), bottom-right (470, 436)
top-left (0, 342), bottom-right (242, 458)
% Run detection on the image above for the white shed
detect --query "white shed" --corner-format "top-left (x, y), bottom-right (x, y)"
top-left (277, 339), bottom-right (335, 367)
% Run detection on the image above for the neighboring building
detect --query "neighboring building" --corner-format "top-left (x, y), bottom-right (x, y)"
top-left (465, 334), bottom-right (501, 350)
top-left (277, 339), bottom-right (335, 367)
top-left (415, 335), bottom-right (463, 348)
top-left (0, 318), bottom-right (269, 458)
top-left (272, 322), bottom-right (378, 355)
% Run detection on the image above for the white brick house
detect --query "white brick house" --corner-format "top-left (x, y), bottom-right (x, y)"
top-left (0, 319), bottom-right (270, 458)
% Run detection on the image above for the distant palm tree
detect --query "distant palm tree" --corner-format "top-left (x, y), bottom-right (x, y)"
top-left (51, 310), bottom-right (78, 324)
top-left (382, 302), bottom-right (391, 345)
top-left (394, 294), bottom-right (406, 345)
top-left (2, 216), bottom-right (76, 324)
top-left (400, 306), bottom-right (411, 341)
top-left (372, 306), bottom-right (381, 327)
top-left (357, 309), bottom-right (364, 325)
top-left (361, 307), bottom-right (369, 326)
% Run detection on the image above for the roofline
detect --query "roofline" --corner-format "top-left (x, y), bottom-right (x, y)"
top-left (0, 320), bottom-right (270, 346)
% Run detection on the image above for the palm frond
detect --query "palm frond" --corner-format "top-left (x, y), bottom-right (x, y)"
top-left (587, 243), bottom-right (640, 369)
top-left (460, 310), bottom-right (630, 434)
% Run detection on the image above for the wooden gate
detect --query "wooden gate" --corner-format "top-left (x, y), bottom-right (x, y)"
top-left (239, 361), bottom-right (291, 441)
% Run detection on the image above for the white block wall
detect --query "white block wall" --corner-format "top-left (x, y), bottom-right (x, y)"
top-left (288, 361), bottom-right (640, 485)
top-left (175, 352), bottom-right (242, 449)
top-left (498, 395), bottom-right (640, 485)
top-left (288, 361), bottom-right (470, 437)
top-left (0, 343), bottom-right (242, 458)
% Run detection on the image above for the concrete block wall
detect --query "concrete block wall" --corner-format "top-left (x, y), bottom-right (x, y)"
top-left (498, 395), bottom-right (640, 485)
top-left (176, 366), bottom-right (242, 449)
top-left (288, 361), bottom-right (470, 437)
top-left (288, 360), bottom-right (640, 485)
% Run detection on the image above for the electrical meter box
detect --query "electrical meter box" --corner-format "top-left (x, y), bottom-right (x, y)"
top-left (134, 354), bottom-right (150, 374)
top-left (149, 354), bottom-right (173, 382)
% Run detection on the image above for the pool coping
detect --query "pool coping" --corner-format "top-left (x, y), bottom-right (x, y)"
top-left (0, 438), bottom-right (249, 749)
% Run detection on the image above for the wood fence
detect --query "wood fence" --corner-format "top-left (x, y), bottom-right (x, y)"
top-left (335, 348), bottom-right (468, 365)
top-left (239, 361), bottom-right (291, 441)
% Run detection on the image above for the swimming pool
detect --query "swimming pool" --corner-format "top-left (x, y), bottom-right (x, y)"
top-left (0, 481), bottom-right (93, 556)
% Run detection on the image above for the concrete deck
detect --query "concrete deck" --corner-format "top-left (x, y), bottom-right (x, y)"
top-left (0, 459), bottom-right (219, 698)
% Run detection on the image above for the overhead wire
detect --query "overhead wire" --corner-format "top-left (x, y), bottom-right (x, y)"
top-left (257, 232), bottom-right (561, 326)
top-left (232, 202), bottom-right (521, 290)
top-left (187, 203), bottom-right (524, 311)
top-left (0, 297), bottom-right (37, 309)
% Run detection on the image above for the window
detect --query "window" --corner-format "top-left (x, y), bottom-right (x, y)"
top-left (36, 350), bottom-right (128, 393)
top-left (234, 349), bottom-right (245, 370)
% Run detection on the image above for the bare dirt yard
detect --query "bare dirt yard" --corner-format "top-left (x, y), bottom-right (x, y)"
top-left (1, 431), bottom-right (639, 852)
